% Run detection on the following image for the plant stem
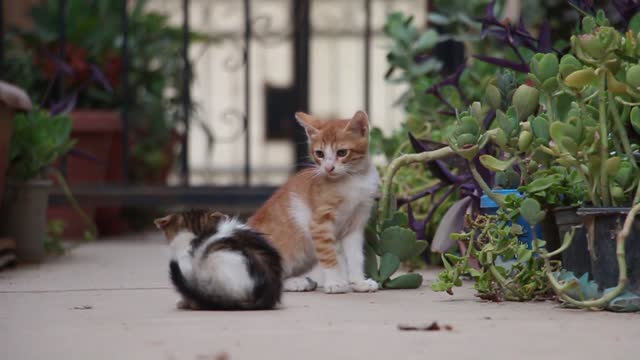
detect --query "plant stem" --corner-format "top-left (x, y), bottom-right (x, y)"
top-left (540, 227), bottom-right (575, 259)
top-left (380, 146), bottom-right (456, 219)
top-left (542, 203), bottom-right (639, 309)
top-left (597, 69), bottom-right (611, 206)
top-left (633, 181), bottom-right (640, 206)
top-left (608, 92), bottom-right (634, 163)
top-left (469, 161), bottom-right (505, 207)
top-left (51, 168), bottom-right (98, 239)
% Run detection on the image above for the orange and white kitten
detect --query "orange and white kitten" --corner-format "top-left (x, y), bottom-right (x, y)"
top-left (249, 111), bottom-right (379, 294)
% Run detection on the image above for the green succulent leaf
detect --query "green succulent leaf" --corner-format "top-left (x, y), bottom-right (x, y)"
top-left (518, 130), bottom-right (533, 152)
top-left (364, 242), bottom-right (379, 281)
top-left (530, 115), bottom-right (550, 142)
top-left (630, 107), bottom-right (640, 135)
top-left (479, 155), bottom-right (516, 172)
top-left (378, 253), bottom-right (401, 282)
top-left (412, 29), bottom-right (438, 52)
top-left (559, 54), bottom-right (582, 78)
top-left (485, 84), bottom-right (502, 109)
top-left (384, 273), bottom-right (423, 289)
top-left (519, 198), bottom-right (546, 225)
top-left (627, 65), bottom-right (640, 88)
top-left (512, 85), bottom-right (540, 122)
top-left (564, 68), bottom-right (597, 88)
top-left (380, 226), bottom-right (418, 261)
top-left (530, 53), bottom-right (559, 82)
top-left (605, 156), bottom-right (621, 177)
top-left (381, 211), bottom-right (409, 231)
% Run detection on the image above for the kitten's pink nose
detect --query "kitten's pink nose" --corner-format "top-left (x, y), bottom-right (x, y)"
top-left (325, 165), bottom-right (335, 173)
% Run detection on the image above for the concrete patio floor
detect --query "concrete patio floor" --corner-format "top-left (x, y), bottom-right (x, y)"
top-left (1, 233), bottom-right (638, 360)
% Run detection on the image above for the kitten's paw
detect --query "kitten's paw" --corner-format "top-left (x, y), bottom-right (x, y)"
top-left (323, 279), bottom-right (351, 294)
top-left (176, 299), bottom-right (199, 310)
top-left (176, 299), bottom-right (190, 310)
top-left (351, 278), bottom-right (378, 292)
top-left (284, 277), bottom-right (317, 292)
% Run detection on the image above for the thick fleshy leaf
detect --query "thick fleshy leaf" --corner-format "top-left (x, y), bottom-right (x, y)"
top-left (431, 197), bottom-right (473, 252)
top-left (378, 253), bottom-right (401, 282)
top-left (479, 155), bottom-right (516, 172)
top-left (383, 273), bottom-right (423, 289)
top-left (520, 198), bottom-right (546, 225)
top-left (380, 226), bottom-right (418, 261)
top-left (381, 211), bottom-right (409, 230)
top-left (364, 242), bottom-right (379, 280)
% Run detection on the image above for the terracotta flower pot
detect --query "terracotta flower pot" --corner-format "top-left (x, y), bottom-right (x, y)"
top-left (47, 110), bottom-right (123, 238)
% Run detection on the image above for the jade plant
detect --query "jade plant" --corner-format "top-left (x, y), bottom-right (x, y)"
top-left (530, 12), bottom-right (640, 208)
top-left (365, 210), bottom-right (427, 289)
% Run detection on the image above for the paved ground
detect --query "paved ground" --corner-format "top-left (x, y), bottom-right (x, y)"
top-left (1, 233), bottom-right (638, 360)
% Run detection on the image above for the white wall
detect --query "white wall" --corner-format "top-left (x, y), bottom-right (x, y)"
top-left (149, 0), bottom-right (427, 185)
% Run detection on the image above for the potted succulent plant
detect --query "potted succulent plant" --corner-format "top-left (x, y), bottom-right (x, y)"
top-left (2, 110), bottom-right (75, 262)
top-left (530, 12), bottom-right (640, 296)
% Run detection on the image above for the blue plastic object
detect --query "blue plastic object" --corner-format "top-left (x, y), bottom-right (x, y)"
top-left (480, 189), bottom-right (542, 249)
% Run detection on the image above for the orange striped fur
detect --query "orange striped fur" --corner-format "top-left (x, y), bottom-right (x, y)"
top-left (249, 111), bottom-right (379, 293)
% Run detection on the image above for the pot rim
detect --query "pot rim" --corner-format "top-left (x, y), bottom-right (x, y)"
top-left (577, 207), bottom-right (631, 216)
top-left (7, 179), bottom-right (53, 188)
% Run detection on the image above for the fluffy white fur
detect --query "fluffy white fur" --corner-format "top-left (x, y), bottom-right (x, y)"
top-left (169, 218), bottom-right (255, 301)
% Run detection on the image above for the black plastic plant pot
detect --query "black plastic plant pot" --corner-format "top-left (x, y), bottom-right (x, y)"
top-left (554, 206), bottom-right (591, 277)
top-left (577, 207), bottom-right (640, 293)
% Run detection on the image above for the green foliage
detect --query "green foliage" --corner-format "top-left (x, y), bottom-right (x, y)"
top-left (45, 219), bottom-right (67, 255)
top-left (431, 206), bottom-right (557, 301)
top-left (519, 166), bottom-right (585, 208)
top-left (534, 11), bottom-right (640, 207)
top-left (5, 0), bottom-right (216, 182)
top-left (365, 211), bottom-right (426, 289)
top-left (8, 110), bottom-right (75, 182)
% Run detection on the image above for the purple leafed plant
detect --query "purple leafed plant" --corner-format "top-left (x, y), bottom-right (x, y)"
top-left (401, 112), bottom-right (495, 254)
top-left (475, 0), bottom-right (555, 73)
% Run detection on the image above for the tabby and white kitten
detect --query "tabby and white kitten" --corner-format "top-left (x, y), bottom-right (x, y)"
top-left (155, 209), bottom-right (283, 310)
top-left (249, 111), bottom-right (379, 294)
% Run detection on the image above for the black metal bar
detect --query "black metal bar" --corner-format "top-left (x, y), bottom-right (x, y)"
top-left (58, 0), bottom-right (68, 178)
top-left (364, 0), bottom-right (371, 114)
top-left (49, 185), bottom-right (277, 212)
top-left (293, 0), bottom-right (310, 171)
top-left (120, 0), bottom-right (130, 183)
top-left (0, 0), bottom-right (4, 73)
top-left (58, 0), bottom-right (67, 99)
top-left (243, 0), bottom-right (251, 186)
top-left (181, 0), bottom-right (191, 185)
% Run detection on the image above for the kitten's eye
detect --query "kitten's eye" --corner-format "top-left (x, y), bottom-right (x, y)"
top-left (336, 149), bottom-right (348, 157)
top-left (314, 150), bottom-right (325, 158)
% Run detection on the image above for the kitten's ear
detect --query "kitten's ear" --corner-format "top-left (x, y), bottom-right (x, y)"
top-left (154, 215), bottom-right (175, 230)
top-left (344, 110), bottom-right (369, 136)
top-left (295, 112), bottom-right (319, 137)
top-left (206, 210), bottom-right (228, 222)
